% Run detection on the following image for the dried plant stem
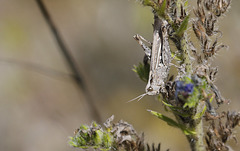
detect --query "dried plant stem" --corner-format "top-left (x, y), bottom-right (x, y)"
top-left (35, 0), bottom-right (102, 122)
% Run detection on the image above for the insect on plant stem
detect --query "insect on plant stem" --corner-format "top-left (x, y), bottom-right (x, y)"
top-left (130, 15), bottom-right (171, 102)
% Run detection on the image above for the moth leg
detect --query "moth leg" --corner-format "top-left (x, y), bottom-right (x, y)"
top-left (133, 34), bottom-right (152, 58)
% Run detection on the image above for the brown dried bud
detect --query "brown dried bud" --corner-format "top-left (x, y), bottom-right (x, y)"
top-left (192, 20), bottom-right (207, 41)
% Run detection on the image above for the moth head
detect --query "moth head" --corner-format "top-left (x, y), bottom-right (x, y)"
top-left (145, 76), bottom-right (165, 95)
top-left (146, 85), bottom-right (160, 95)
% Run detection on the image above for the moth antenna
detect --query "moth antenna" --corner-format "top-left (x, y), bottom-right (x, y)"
top-left (137, 93), bottom-right (147, 102)
top-left (127, 93), bottom-right (147, 103)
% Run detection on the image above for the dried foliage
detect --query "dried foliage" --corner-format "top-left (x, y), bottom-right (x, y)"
top-left (69, 115), bottom-right (169, 151)
top-left (192, 0), bottom-right (231, 61)
top-left (205, 111), bottom-right (240, 151)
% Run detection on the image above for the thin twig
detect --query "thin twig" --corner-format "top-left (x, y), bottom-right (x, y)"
top-left (35, 0), bottom-right (102, 122)
top-left (0, 57), bottom-right (73, 80)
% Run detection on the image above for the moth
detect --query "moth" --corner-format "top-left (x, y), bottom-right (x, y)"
top-left (130, 16), bottom-right (171, 102)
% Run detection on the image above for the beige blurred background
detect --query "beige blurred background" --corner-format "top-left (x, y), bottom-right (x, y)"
top-left (0, 0), bottom-right (239, 151)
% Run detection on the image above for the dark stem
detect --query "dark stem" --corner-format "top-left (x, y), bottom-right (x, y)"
top-left (35, 0), bottom-right (102, 122)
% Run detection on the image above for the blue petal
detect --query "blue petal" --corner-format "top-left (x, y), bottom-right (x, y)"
top-left (184, 84), bottom-right (194, 93)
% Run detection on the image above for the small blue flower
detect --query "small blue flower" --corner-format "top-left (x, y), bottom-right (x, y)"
top-left (175, 81), bottom-right (183, 98)
top-left (184, 83), bottom-right (194, 94)
top-left (175, 81), bottom-right (194, 100)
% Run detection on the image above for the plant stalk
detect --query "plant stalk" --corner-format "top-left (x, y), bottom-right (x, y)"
top-left (186, 101), bottom-right (206, 151)
top-left (35, 0), bottom-right (102, 122)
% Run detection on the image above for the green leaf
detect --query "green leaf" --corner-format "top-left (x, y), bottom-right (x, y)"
top-left (80, 125), bottom-right (89, 130)
top-left (175, 15), bottom-right (190, 37)
top-left (184, 0), bottom-right (188, 7)
top-left (182, 129), bottom-right (196, 135)
top-left (183, 87), bottom-right (200, 108)
top-left (102, 132), bottom-right (113, 148)
top-left (148, 110), bottom-right (179, 127)
top-left (171, 52), bottom-right (181, 61)
top-left (133, 63), bottom-right (150, 82)
top-left (192, 105), bottom-right (206, 120)
top-left (192, 94), bottom-right (214, 119)
top-left (159, 85), bottom-right (192, 117)
top-left (162, 101), bottom-right (191, 117)
top-left (148, 110), bottom-right (196, 135)
top-left (142, 0), bottom-right (153, 6)
top-left (141, 0), bottom-right (167, 19)
top-left (93, 130), bottom-right (103, 145)
top-left (183, 76), bottom-right (192, 84)
top-left (201, 78), bottom-right (208, 89)
top-left (161, 100), bottom-right (185, 111)
top-left (158, 0), bottom-right (167, 18)
top-left (92, 121), bottom-right (98, 128)
top-left (209, 94), bottom-right (214, 103)
top-left (69, 137), bottom-right (78, 147)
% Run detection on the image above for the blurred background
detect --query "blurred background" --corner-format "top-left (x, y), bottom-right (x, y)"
top-left (0, 0), bottom-right (239, 151)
